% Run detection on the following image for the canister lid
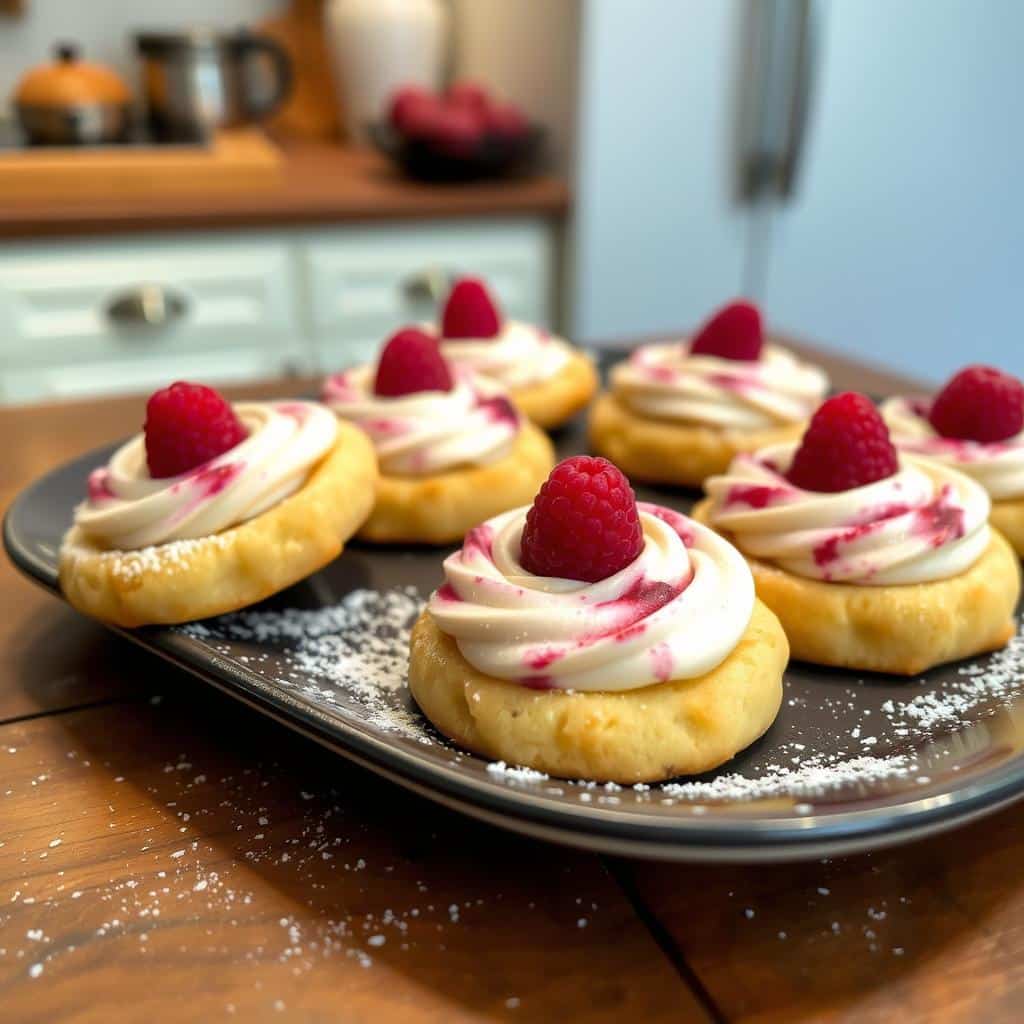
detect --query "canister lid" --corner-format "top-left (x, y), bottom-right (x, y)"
top-left (14, 43), bottom-right (131, 108)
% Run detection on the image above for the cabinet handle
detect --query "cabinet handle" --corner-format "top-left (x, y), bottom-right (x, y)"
top-left (402, 268), bottom-right (453, 304)
top-left (106, 285), bottom-right (188, 329)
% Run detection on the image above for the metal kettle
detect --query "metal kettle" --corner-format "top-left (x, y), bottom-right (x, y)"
top-left (135, 29), bottom-right (292, 137)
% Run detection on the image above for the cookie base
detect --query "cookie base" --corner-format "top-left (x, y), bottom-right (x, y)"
top-left (358, 422), bottom-right (555, 546)
top-left (589, 392), bottom-right (804, 487)
top-left (692, 498), bottom-right (1021, 674)
top-left (409, 601), bottom-right (788, 783)
top-left (59, 421), bottom-right (378, 627)
top-left (511, 350), bottom-right (599, 430)
top-left (992, 497), bottom-right (1024, 557)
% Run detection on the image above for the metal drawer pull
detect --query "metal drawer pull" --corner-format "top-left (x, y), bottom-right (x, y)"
top-left (402, 268), bottom-right (454, 304)
top-left (106, 285), bottom-right (188, 328)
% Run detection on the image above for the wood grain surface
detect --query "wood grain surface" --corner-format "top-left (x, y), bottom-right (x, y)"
top-left (0, 143), bottom-right (570, 241)
top-left (0, 691), bottom-right (702, 1023)
top-left (617, 798), bottom-right (1024, 1023)
top-left (6, 349), bottom-right (1023, 1023)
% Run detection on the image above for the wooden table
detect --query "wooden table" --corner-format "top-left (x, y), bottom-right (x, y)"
top-left (4, 356), bottom-right (1024, 1024)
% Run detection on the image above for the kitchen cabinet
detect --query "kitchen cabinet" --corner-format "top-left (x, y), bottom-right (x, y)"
top-left (0, 217), bottom-right (556, 404)
top-left (304, 220), bottom-right (553, 367)
top-left (0, 237), bottom-right (304, 404)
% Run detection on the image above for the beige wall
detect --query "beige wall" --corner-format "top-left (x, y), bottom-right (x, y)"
top-left (450, 0), bottom-right (580, 174)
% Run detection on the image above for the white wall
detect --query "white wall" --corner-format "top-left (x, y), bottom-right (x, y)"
top-left (0, 0), bottom-right (285, 115)
top-left (568, 0), bottom-right (750, 345)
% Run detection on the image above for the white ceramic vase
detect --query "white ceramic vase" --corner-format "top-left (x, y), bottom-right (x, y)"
top-left (325, 0), bottom-right (448, 143)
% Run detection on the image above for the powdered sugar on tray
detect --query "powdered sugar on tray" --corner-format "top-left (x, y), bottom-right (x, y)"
top-left (181, 588), bottom-right (427, 741)
top-left (181, 595), bottom-right (1024, 807)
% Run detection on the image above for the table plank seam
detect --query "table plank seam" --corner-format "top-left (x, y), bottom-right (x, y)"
top-left (604, 856), bottom-right (727, 1023)
top-left (0, 695), bottom-right (138, 731)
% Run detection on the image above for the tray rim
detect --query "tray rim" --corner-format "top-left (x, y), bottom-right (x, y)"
top-left (6, 444), bottom-right (1024, 863)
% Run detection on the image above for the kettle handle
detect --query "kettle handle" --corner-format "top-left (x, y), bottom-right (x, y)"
top-left (235, 35), bottom-right (293, 121)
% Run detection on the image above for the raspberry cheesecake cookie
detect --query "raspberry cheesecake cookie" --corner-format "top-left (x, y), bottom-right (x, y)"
top-left (696, 393), bottom-right (1020, 674)
top-left (60, 382), bottom-right (377, 627)
top-left (882, 365), bottom-right (1024, 556)
top-left (324, 327), bottom-right (555, 544)
top-left (409, 456), bottom-right (788, 783)
top-left (438, 277), bottom-right (598, 430)
top-left (590, 300), bottom-right (829, 486)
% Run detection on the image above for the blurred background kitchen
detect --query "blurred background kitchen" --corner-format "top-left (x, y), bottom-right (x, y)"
top-left (0, 0), bottom-right (1020, 405)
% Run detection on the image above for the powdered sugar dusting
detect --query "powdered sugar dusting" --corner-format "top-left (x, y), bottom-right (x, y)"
top-left (181, 594), bottom-right (1024, 809)
top-left (181, 589), bottom-right (428, 741)
top-left (64, 533), bottom-right (232, 583)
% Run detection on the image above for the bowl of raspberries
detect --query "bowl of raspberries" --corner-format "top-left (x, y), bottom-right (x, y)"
top-left (368, 81), bottom-right (544, 182)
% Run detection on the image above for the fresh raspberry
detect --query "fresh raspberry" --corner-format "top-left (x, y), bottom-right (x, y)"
top-left (928, 365), bottom-right (1024, 443)
top-left (388, 84), bottom-right (433, 132)
top-left (374, 327), bottom-right (453, 397)
top-left (396, 96), bottom-right (448, 139)
top-left (520, 456), bottom-right (643, 582)
top-left (786, 392), bottom-right (898, 492)
top-left (429, 105), bottom-right (485, 153)
top-left (441, 277), bottom-right (502, 339)
top-left (689, 300), bottom-right (763, 361)
top-left (144, 381), bottom-right (248, 479)
top-left (485, 103), bottom-right (529, 139)
top-left (445, 81), bottom-right (490, 115)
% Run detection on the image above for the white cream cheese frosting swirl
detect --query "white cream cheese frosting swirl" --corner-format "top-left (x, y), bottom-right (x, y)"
top-left (704, 444), bottom-right (991, 585)
top-left (610, 341), bottom-right (828, 430)
top-left (323, 366), bottom-right (520, 476)
top-left (74, 401), bottom-right (338, 551)
top-left (881, 396), bottom-right (1024, 501)
top-left (427, 502), bottom-right (754, 692)
top-left (439, 321), bottom-right (573, 390)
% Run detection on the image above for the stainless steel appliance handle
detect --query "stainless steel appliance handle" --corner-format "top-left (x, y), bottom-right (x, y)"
top-left (778, 0), bottom-right (817, 198)
top-left (106, 285), bottom-right (189, 329)
top-left (738, 0), bottom-right (819, 202)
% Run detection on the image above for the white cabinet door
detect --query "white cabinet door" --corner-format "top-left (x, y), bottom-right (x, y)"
top-left (760, 0), bottom-right (1024, 381)
top-left (0, 236), bottom-right (308, 402)
top-left (304, 219), bottom-right (555, 370)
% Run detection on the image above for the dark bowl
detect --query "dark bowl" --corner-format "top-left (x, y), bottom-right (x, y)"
top-left (367, 120), bottom-right (545, 183)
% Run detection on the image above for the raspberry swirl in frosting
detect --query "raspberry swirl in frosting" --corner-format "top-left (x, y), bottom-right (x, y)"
top-left (704, 444), bottom-right (991, 585)
top-left (74, 402), bottom-right (338, 551)
top-left (881, 396), bottom-right (1024, 501)
top-left (439, 321), bottom-right (573, 390)
top-left (611, 342), bottom-right (828, 430)
top-left (323, 366), bottom-right (520, 476)
top-left (427, 503), bottom-right (754, 692)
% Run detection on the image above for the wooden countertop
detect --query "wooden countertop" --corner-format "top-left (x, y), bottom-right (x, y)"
top-left (0, 141), bottom-right (571, 241)
top-left (4, 351), bottom-right (1024, 1023)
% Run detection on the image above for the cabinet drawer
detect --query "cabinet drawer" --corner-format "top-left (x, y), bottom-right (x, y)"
top-left (303, 219), bottom-right (555, 369)
top-left (0, 237), bottom-right (301, 366)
